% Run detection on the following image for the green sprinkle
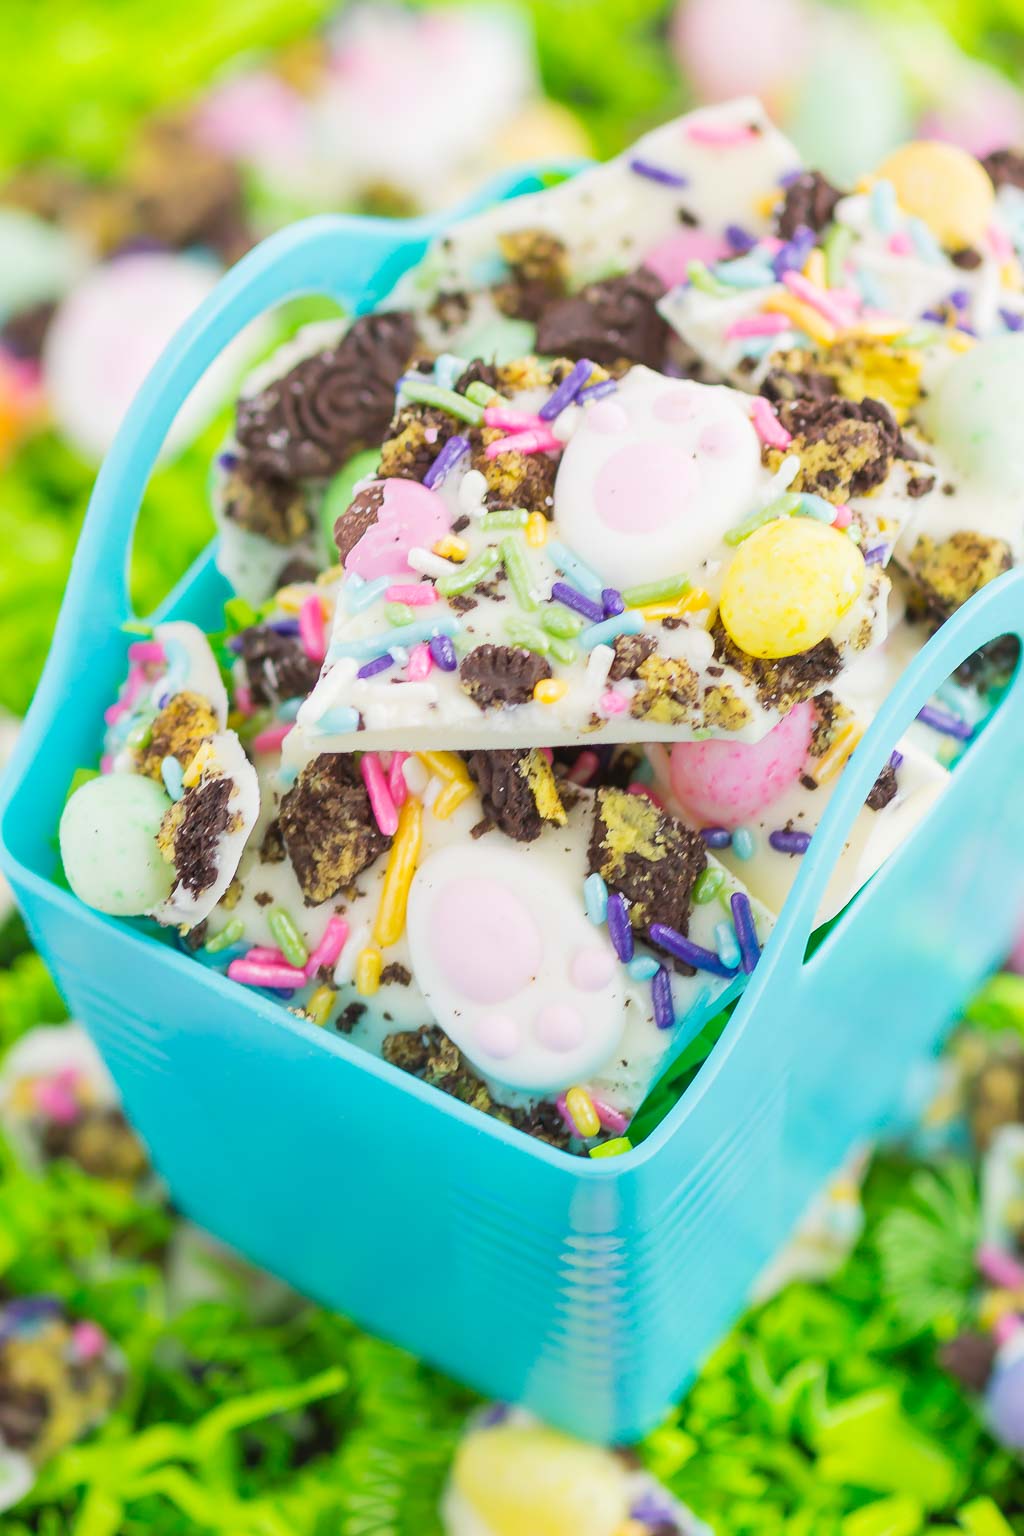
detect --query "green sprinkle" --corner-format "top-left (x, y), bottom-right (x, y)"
top-left (480, 509), bottom-right (528, 531)
top-left (622, 573), bottom-right (691, 607)
top-left (500, 535), bottom-right (539, 612)
top-left (686, 260), bottom-right (733, 298)
top-left (724, 493), bottom-right (801, 546)
top-left (237, 708), bottom-right (272, 744)
top-left (465, 380), bottom-right (506, 407)
top-left (541, 606), bottom-right (583, 639)
top-left (269, 908), bottom-right (309, 969)
top-left (224, 596), bottom-right (259, 634)
top-left (120, 619), bottom-right (154, 637)
top-left (504, 618), bottom-right (550, 654)
top-left (847, 523), bottom-right (864, 543)
top-left (823, 221), bottom-right (853, 289)
top-left (125, 715), bottom-right (155, 749)
top-left (436, 546), bottom-right (501, 596)
top-left (693, 867), bottom-right (725, 905)
top-left (548, 636), bottom-right (578, 665)
top-left (795, 493), bottom-right (835, 522)
top-left (65, 767), bottom-right (98, 805)
top-left (590, 1137), bottom-right (632, 1158)
top-left (398, 377), bottom-right (484, 426)
top-left (204, 918), bottom-right (245, 954)
top-left (384, 602), bottom-right (415, 626)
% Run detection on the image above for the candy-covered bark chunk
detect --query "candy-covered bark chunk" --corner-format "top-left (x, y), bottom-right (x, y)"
top-left (287, 361), bottom-right (907, 758)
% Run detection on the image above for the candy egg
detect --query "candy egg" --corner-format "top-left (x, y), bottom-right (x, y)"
top-left (59, 774), bottom-right (174, 916)
top-left (669, 699), bottom-right (815, 827)
top-left (719, 519), bottom-right (865, 660)
top-left (874, 141), bottom-right (995, 250)
top-left (451, 1422), bottom-right (629, 1536)
top-left (923, 334), bottom-right (1024, 498)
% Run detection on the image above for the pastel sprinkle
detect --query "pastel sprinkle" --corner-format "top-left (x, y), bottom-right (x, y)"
top-left (356, 653), bottom-right (393, 679)
top-left (387, 752), bottom-right (409, 807)
top-left (501, 535), bottom-right (540, 612)
top-left (305, 914), bottom-right (349, 978)
top-left (589, 1137), bottom-right (632, 1158)
top-left (687, 260), bottom-right (733, 298)
top-left (268, 907), bottom-right (309, 970)
top-left (298, 593), bottom-right (327, 663)
top-left (422, 433), bottom-right (470, 489)
top-left (429, 633), bottom-right (458, 671)
top-left (564, 1086), bottom-right (602, 1138)
top-left (305, 986), bottom-right (336, 1027)
top-left (769, 828), bottom-right (812, 854)
top-left (484, 427), bottom-right (561, 458)
top-left (714, 921), bottom-right (742, 971)
top-left (384, 602), bottom-right (415, 627)
top-left (713, 255), bottom-right (776, 288)
top-left (796, 493), bottom-right (836, 522)
top-left (730, 891), bottom-right (761, 973)
top-left (580, 611), bottom-right (644, 650)
top-left (687, 120), bottom-right (758, 146)
top-left (649, 922), bottom-right (738, 978)
top-left (436, 546), bottom-right (500, 597)
top-left (606, 892), bottom-right (634, 963)
top-left (315, 707), bottom-right (361, 735)
top-left (160, 755), bottom-right (184, 802)
top-left (732, 826), bottom-right (756, 860)
top-left (361, 752), bottom-right (400, 836)
top-left (245, 947), bottom-right (287, 965)
top-left (525, 510), bottom-right (548, 547)
top-left (627, 954), bottom-right (659, 981)
top-left (385, 583), bottom-right (438, 606)
top-left (569, 750), bottom-right (601, 786)
top-left (550, 580), bottom-right (604, 624)
top-left (693, 867), bottom-right (725, 904)
top-left (651, 965), bottom-right (675, 1029)
top-left (724, 492), bottom-right (801, 545)
top-left (480, 509), bottom-right (529, 531)
top-left (405, 642), bottom-right (433, 681)
top-left (204, 918), bottom-right (244, 954)
top-left (252, 722), bottom-right (292, 753)
top-left (547, 540), bottom-right (604, 599)
top-left (700, 827), bottom-right (732, 849)
top-left (751, 395), bottom-right (792, 449)
top-left (355, 946), bottom-right (382, 996)
top-left (534, 678), bottom-right (568, 704)
top-left (917, 704), bottom-right (972, 739)
top-left (345, 573), bottom-right (401, 615)
top-left (583, 872), bottom-right (609, 925)
top-left (600, 689), bottom-right (628, 714)
top-left (590, 1095), bottom-right (630, 1136)
top-left (373, 796), bottom-right (422, 946)
top-left (629, 157), bottom-right (689, 188)
top-left (541, 603), bottom-right (585, 638)
top-left (578, 379), bottom-right (617, 404)
top-left (504, 618), bottom-right (550, 654)
top-left (330, 617), bottom-right (459, 662)
top-left (398, 377), bottom-right (484, 425)
top-left (622, 573), bottom-right (690, 608)
top-left (601, 587), bottom-right (625, 617)
top-left (228, 959), bottom-right (308, 990)
top-left (539, 357), bottom-right (593, 420)
top-left (725, 312), bottom-right (793, 340)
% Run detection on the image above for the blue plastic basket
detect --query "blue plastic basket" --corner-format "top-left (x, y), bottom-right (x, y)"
top-left (3, 167), bottom-right (1024, 1443)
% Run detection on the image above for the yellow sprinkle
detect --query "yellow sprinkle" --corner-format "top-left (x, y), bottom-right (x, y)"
top-left (803, 248), bottom-right (827, 289)
top-left (534, 678), bottom-right (568, 704)
top-left (945, 330), bottom-right (975, 353)
top-left (273, 585), bottom-right (307, 613)
top-left (355, 947), bottom-right (382, 996)
top-left (306, 985), bottom-right (336, 1026)
top-left (433, 777), bottom-right (475, 820)
top-left (565, 1086), bottom-right (601, 1138)
top-left (754, 191), bottom-right (781, 218)
top-left (842, 317), bottom-right (913, 342)
top-left (763, 292), bottom-right (836, 346)
top-left (373, 797), bottom-right (423, 946)
top-left (640, 587), bottom-right (715, 624)
top-left (317, 563), bottom-right (343, 587)
top-left (812, 722), bottom-right (863, 786)
top-left (1001, 260), bottom-right (1023, 292)
top-left (434, 535), bottom-right (469, 562)
top-left (979, 1288), bottom-right (1024, 1330)
top-left (182, 740), bottom-right (215, 790)
top-left (525, 510), bottom-right (548, 548)
top-left (416, 750), bottom-right (472, 787)
top-left (612, 1522), bottom-right (649, 1536)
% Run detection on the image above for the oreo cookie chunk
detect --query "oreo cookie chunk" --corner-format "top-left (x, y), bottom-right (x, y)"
top-left (133, 692), bottom-right (218, 780)
top-left (712, 618), bottom-right (842, 714)
top-left (536, 267), bottom-right (670, 371)
top-left (459, 645), bottom-right (551, 710)
top-left (465, 748), bottom-right (566, 841)
top-left (279, 753), bottom-right (391, 905)
top-left (773, 170), bottom-right (843, 240)
top-left (378, 401), bottom-right (462, 483)
top-left (494, 227), bottom-right (570, 321)
top-left (220, 460), bottom-right (313, 545)
top-left (771, 395), bottom-right (908, 502)
top-left (235, 624), bottom-right (321, 708)
top-left (587, 787), bottom-right (706, 935)
top-left (901, 529), bottom-right (1013, 625)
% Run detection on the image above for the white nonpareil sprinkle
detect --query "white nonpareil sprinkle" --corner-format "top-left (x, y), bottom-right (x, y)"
top-left (458, 468), bottom-right (489, 519)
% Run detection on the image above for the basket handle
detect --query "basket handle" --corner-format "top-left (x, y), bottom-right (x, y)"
top-left (744, 565), bottom-right (1024, 998)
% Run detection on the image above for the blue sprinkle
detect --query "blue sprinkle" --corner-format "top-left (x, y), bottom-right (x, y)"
top-left (356, 653), bottom-right (394, 680)
top-left (700, 826), bottom-right (732, 849)
top-left (796, 493), bottom-right (836, 523)
top-left (279, 766), bottom-right (297, 788)
top-left (579, 611), bottom-right (644, 651)
top-left (1000, 308), bottom-right (1024, 332)
top-left (316, 706), bottom-right (361, 735)
top-left (606, 892), bottom-right (634, 963)
top-left (651, 966), bottom-right (675, 1030)
top-left (627, 954), bottom-right (659, 982)
top-left (908, 217), bottom-right (942, 263)
top-left (725, 223), bottom-right (757, 253)
top-left (870, 178), bottom-right (897, 233)
top-left (434, 353), bottom-right (470, 391)
top-left (577, 378), bottom-right (618, 404)
top-left (329, 616), bottom-right (459, 662)
top-left (741, 332), bottom-right (795, 360)
top-left (583, 872), bottom-right (608, 925)
top-left (277, 696), bottom-right (303, 722)
top-left (856, 267), bottom-right (887, 310)
top-left (714, 921), bottom-right (742, 971)
top-left (547, 540), bottom-right (605, 600)
top-left (713, 256), bottom-right (776, 288)
top-left (732, 826), bottom-right (756, 861)
top-left (344, 574), bottom-right (406, 615)
top-left (160, 755), bottom-right (184, 801)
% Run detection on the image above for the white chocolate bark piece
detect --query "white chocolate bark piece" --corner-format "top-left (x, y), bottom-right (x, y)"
top-left (152, 731), bottom-right (260, 930)
top-left (286, 364), bottom-right (909, 761)
top-left (104, 621), bottom-right (228, 771)
top-left (216, 757), bottom-right (772, 1122)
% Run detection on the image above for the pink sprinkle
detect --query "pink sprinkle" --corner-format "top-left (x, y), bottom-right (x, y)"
top-left (387, 751), bottom-right (409, 807)
top-left (751, 395), bottom-right (792, 449)
top-left (361, 752), bottom-right (399, 836)
top-left (555, 1093), bottom-right (577, 1135)
top-left (538, 747), bottom-right (554, 764)
top-left (627, 781), bottom-right (666, 810)
top-left (405, 642), bottom-right (434, 682)
top-left (590, 1095), bottom-right (630, 1136)
top-left (385, 584), bottom-right (438, 606)
top-left (831, 504), bottom-right (852, 529)
top-left (252, 723), bottom-right (292, 754)
top-left (103, 701), bottom-right (128, 726)
top-left (100, 755), bottom-right (114, 774)
top-left (686, 121), bottom-right (758, 147)
top-left (305, 914), bottom-right (349, 978)
top-left (725, 313), bottom-right (793, 340)
top-left (234, 684), bottom-right (254, 717)
top-left (599, 689), bottom-right (628, 715)
top-left (227, 959), bottom-right (308, 989)
top-left (71, 1321), bottom-right (107, 1360)
top-left (32, 1078), bottom-right (79, 1125)
top-left (994, 1314), bottom-right (1023, 1348)
top-left (978, 1243), bottom-right (1024, 1289)
top-left (568, 749), bottom-right (600, 786)
top-left (127, 641), bottom-right (165, 665)
top-left (782, 270), bottom-right (854, 329)
top-left (484, 428), bottom-right (561, 459)
top-left (246, 946), bottom-right (288, 965)
top-left (988, 223), bottom-right (1013, 261)
top-left (887, 231), bottom-right (913, 256)
top-left (483, 405), bottom-right (548, 432)
top-left (298, 593), bottom-right (326, 664)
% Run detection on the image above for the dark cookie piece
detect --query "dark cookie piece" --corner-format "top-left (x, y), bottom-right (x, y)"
top-left (236, 625), bottom-right (320, 707)
top-left (906, 474), bottom-right (936, 499)
top-left (126, 115), bottom-right (251, 262)
top-left (260, 819), bottom-right (286, 864)
top-left (455, 359), bottom-right (499, 395)
top-left (982, 147), bottom-right (1024, 191)
top-left (158, 776), bottom-right (233, 899)
top-left (536, 267), bottom-right (669, 370)
top-left (43, 1107), bottom-right (148, 1182)
top-left (337, 1000), bottom-right (367, 1034)
top-left (494, 227), bottom-right (570, 321)
top-left (279, 754), bottom-right (391, 905)
top-left (777, 395), bottom-right (907, 501)
top-left (761, 355), bottom-right (838, 407)
top-left (939, 1332), bottom-right (998, 1393)
top-left (967, 1041), bottom-right (1024, 1151)
top-left (134, 691), bottom-right (218, 780)
top-left (902, 530), bottom-right (1013, 623)
top-left (378, 402), bottom-right (460, 483)
top-left (380, 962), bottom-right (412, 986)
top-left (0, 299), bottom-right (56, 360)
top-left (865, 762), bottom-right (898, 811)
top-left (712, 618), bottom-right (842, 711)
top-left (774, 170), bottom-right (843, 239)
top-left (629, 654), bottom-right (702, 727)
top-left (465, 748), bottom-right (565, 841)
top-left (334, 482), bottom-right (385, 564)
top-left (236, 310), bottom-right (418, 481)
top-left (950, 246), bottom-right (982, 270)
top-left (472, 429), bottom-right (557, 517)
top-left (221, 461), bottom-right (313, 546)
top-left (459, 645), bottom-right (551, 709)
top-left (0, 1381), bottom-right (50, 1452)
top-left (588, 787), bottom-right (706, 935)
top-left (276, 556), bottom-right (321, 586)
top-left (608, 632), bottom-right (657, 682)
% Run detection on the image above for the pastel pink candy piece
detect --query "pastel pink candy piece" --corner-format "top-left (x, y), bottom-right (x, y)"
top-left (643, 228), bottom-right (730, 288)
top-left (345, 479), bottom-right (452, 580)
top-left (669, 699), bottom-right (815, 827)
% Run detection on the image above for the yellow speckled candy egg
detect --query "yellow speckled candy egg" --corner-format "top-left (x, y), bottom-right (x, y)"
top-left (452, 1422), bottom-right (629, 1536)
top-left (719, 519), bottom-right (866, 660)
top-left (875, 141), bottom-right (994, 250)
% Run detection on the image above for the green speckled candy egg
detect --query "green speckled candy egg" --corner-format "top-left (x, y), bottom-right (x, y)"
top-left (60, 773), bottom-right (174, 915)
top-left (924, 335), bottom-right (1024, 496)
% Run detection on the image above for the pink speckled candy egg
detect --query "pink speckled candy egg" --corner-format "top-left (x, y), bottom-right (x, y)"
top-left (669, 700), bottom-right (814, 827)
